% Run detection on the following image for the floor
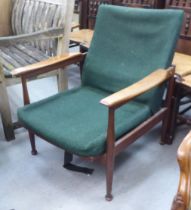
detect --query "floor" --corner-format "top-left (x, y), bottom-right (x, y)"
top-left (0, 64), bottom-right (190, 210)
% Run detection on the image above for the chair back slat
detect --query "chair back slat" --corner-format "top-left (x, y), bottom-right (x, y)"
top-left (11, 0), bottom-right (70, 55)
top-left (12, 0), bottom-right (25, 35)
top-left (22, 0), bottom-right (33, 34)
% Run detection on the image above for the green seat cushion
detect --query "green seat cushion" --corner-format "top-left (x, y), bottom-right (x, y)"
top-left (18, 86), bottom-right (152, 156)
top-left (82, 5), bottom-right (183, 113)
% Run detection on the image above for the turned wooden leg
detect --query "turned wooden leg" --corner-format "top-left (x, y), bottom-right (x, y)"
top-left (29, 131), bottom-right (37, 155)
top-left (0, 81), bottom-right (15, 141)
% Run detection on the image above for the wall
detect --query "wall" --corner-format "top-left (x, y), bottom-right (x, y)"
top-left (0, 0), bottom-right (12, 36)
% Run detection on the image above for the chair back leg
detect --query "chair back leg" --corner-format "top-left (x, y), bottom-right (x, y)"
top-left (161, 73), bottom-right (175, 144)
top-left (168, 82), bottom-right (182, 143)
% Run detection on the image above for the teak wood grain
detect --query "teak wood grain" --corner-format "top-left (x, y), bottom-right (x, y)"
top-left (12, 52), bottom-right (84, 77)
top-left (100, 68), bottom-right (174, 108)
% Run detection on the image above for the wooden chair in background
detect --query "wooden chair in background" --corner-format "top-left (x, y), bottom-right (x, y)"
top-left (165, 1), bottom-right (191, 143)
top-left (0, 0), bottom-right (75, 141)
top-left (79, 0), bottom-right (165, 29)
top-left (171, 131), bottom-right (191, 210)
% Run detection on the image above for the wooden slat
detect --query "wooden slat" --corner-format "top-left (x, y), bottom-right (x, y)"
top-left (0, 56), bottom-right (15, 76)
top-left (39, 3), bottom-right (49, 52)
top-left (25, 0), bottom-right (35, 34)
top-left (34, 1), bottom-right (45, 50)
top-left (1, 47), bottom-right (29, 66)
top-left (33, 1), bottom-right (40, 32)
top-left (0, 43), bottom-right (49, 77)
top-left (45, 4), bottom-right (58, 55)
top-left (53, 5), bottom-right (62, 27)
top-left (16, 44), bottom-right (48, 61)
top-left (0, 50), bottom-right (21, 68)
top-left (22, 0), bottom-right (31, 34)
top-left (9, 45), bottom-right (37, 63)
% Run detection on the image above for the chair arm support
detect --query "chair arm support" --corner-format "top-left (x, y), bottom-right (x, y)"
top-left (0, 27), bottom-right (64, 46)
top-left (12, 52), bottom-right (85, 78)
top-left (100, 67), bottom-right (174, 109)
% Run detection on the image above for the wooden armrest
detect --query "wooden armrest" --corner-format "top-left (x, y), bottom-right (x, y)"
top-left (0, 27), bottom-right (64, 46)
top-left (12, 52), bottom-right (84, 77)
top-left (100, 67), bottom-right (174, 108)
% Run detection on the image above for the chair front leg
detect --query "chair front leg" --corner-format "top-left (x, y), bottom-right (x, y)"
top-left (29, 131), bottom-right (37, 155)
top-left (105, 108), bottom-right (115, 201)
top-left (20, 76), bottom-right (37, 154)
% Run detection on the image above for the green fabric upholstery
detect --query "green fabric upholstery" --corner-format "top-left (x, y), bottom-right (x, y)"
top-left (18, 5), bottom-right (183, 157)
top-left (18, 86), bottom-right (151, 156)
top-left (82, 6), bottom-right (183, 113)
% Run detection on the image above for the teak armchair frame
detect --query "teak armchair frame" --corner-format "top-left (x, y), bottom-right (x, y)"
top-left (13, 52), bottom-right (175, 200)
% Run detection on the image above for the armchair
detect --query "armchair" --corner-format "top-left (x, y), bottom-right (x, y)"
top-left (0, 0), bottom-right (75, 141)
top-left (14, 5), bottom-right (183, 200)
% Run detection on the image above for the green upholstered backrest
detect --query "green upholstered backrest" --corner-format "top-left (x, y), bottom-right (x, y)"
top-left (82, 5), bottom-right (183, 113)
